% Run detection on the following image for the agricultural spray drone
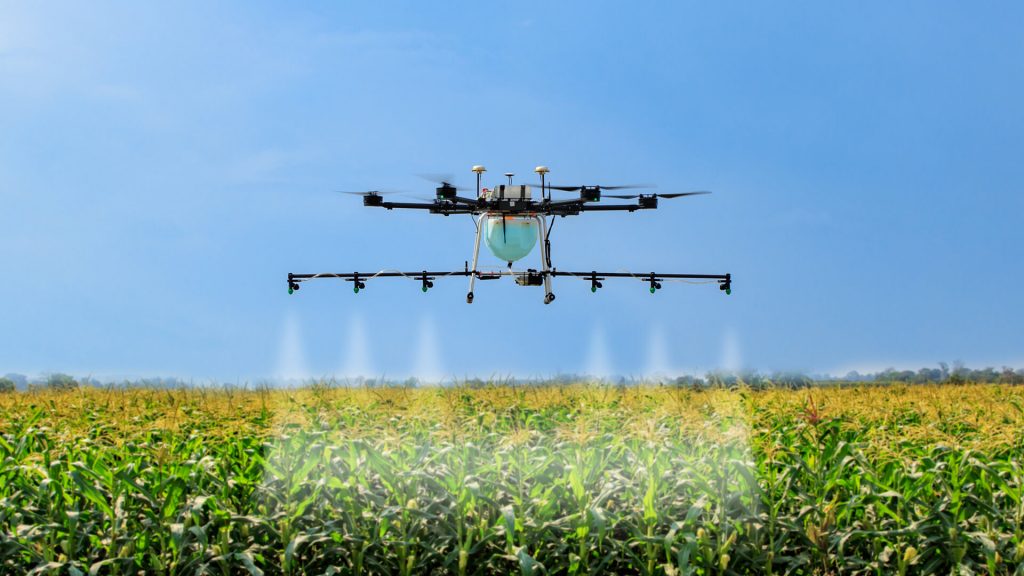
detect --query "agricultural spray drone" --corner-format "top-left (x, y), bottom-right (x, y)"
top-left (287, 166), bottom-right (732, 304)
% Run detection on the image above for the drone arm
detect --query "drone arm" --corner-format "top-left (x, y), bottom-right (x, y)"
top-left (539, 199), bottom-right (584, 216)
top-left (545, 198), bottom-right (584, 208)
top-left (288, 269), bottom-right (732, 295)
top-left (378, 201), bottom-right (438, 210)
top-left (552, 271), bottom-right (729, 280)
top-left (541, 200), bottom-right (653, 216)
top-left (577, 204), bottom-right (647, 212)
top-left (288, 269), bottom-right (475, 294)
top-left (376, 201), bottom-right (476, 215)
top-left (550, 270), bottom-right (732, 294)
top-left (450, 195), bottom-right (481, 206)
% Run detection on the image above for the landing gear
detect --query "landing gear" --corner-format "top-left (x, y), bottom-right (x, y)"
top-left (466, 215), bottom-right (483, 301)
top-left (535, 216), bottom-right (554, 299)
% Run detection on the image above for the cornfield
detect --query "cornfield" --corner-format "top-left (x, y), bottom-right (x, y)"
top-left (1, 382), bottom-right (1022, 575)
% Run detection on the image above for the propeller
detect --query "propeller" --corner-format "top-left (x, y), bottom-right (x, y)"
top-left (533, 183), bottom-right (654, 192)
top-left (406, 193), bottom-right (476, 204)
top-left (337, 189), bottom-right (403, 196)
top-left (418, 174), bottom-right (469, 191)
top-left (604, 191), bottom-right (711, 199)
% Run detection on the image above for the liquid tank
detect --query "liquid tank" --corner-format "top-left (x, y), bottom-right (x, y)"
top-left (484, 216), bottom-right (538, 263)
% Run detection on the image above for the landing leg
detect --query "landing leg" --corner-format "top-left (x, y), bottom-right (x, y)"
top-left (535, 216), bottom-right (555, 304)
top-left (467, 216), bottom-right (483, 304)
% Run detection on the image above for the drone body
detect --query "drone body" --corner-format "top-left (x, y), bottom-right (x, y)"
top-left (288, 166), bottom-right (731, 304)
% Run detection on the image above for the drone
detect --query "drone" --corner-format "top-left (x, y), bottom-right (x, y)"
top-left (287, 166), bottom-right (731, 304)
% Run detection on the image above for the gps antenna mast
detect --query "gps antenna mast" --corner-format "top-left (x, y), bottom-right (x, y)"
top-left (535, 165), bottom-right (550, 201)
top-left (472, 165), bottom-right (486, 196)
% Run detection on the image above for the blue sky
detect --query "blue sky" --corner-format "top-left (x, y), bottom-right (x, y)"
top-left (2, 2), bottom-right (1022, 380)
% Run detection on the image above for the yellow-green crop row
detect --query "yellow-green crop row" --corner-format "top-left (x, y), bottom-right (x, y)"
top-left (0, 382), bottom-right (1022, 574)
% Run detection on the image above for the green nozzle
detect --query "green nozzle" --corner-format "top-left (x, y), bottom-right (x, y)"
top-left (354, 286), bottom-right (360, 294)
top-left (726, 288), bottom-right (731, 295)
top-left (650, 286), bottom-right (656, 294)
top-left (288, 287), bottom-right (293, 295)
top-left (422, 285), bottom-right (428, 293)
top-left (591, 285), bottom-right (597, 293)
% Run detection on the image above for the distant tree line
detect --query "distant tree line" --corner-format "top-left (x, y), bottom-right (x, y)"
top-left (1, 364), bottom-right (1023, 393)
top-left (667, 362), bottom-right (1024, 389)
top-left (836, 361), bottom-right (1024, 385)
top-left (0, 373), bottom-right (194, 393)
top-left (0, 373), bottom-right (83, 392)
top-left (667, 372), bottom-right (815, 390)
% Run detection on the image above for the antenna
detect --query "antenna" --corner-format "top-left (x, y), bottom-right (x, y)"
top-left (534, 165), bottom-right (550, 201)
top-left (504, 172), bottom-right (514, 186)
top-left (472, 165), bottom-right (486, 197)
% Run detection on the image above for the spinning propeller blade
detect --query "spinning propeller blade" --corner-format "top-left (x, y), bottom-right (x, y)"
top-left (540, 184), bottom-right (586, 192)
top-left (337, 189), bottom-right (403, 196)
top-left (418, 174), bottom-right (469, 191)
top-left (596, 184), bottom-right (654, 190)
top-left (604, 191), bottom-right (711, 199)
top-left (531, 183), bottom-right (654, 192)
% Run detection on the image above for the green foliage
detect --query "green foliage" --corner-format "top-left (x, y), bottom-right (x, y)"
top-left (0, 378), bottom-right (14, 393)
top-left (0, 383), bottom-right (1021, 574)
top-left (44, 372), bottom-right (78, 390)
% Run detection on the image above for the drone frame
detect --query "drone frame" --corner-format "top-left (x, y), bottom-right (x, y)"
top-left (288, 167), bottom-right (732, 304)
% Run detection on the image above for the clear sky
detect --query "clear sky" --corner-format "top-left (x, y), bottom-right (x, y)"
top-left (2, 2), bottom-right (1023, 381)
